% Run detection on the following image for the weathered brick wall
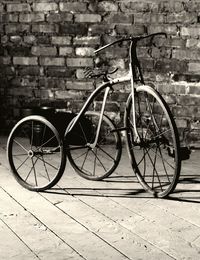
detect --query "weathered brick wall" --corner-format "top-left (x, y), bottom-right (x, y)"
top-left (1, 0), bottom-right (200, 144)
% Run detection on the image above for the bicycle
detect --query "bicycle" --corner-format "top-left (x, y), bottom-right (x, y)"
top-left (7, 32), bottom-right (181, 198)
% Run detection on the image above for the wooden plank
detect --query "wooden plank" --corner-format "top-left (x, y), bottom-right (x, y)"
top-left (0, 165), bottom-right (129, 260)
top-left (0, 219), bottom-right (38, 260)
top-left (0, 187), bottom-right (83, 260)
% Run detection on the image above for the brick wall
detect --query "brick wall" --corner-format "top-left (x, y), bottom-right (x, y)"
top-left (1, 0), bottom-right (200, 144)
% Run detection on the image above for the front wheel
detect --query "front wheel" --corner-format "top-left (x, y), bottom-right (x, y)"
top-left (66, 111), bottom-right (122, 180)
top-left (7, 115), bottom-right (66, 191)
top-left (124, 85), bottom-right (181, 198)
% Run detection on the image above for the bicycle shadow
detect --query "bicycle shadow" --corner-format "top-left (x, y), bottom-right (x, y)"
top-left (41, 174), bottom-right (200, 202)
top-left (42, 174), bottom-right (149, 198)
top-left (166, 175), bottom-right (200, 204)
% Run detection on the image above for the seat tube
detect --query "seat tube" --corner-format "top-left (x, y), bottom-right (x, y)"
top-left (89, 85), bottom-right (111, 148)
top-left (130, 68), bottom-right (140, 143)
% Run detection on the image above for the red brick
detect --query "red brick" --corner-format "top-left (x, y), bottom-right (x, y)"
top-left (89, 24), bottom-right (115, 35)
top-left (0, 56), bottom-right (11, 65)
top-left (66, 81), bottom-right (94, 90)
top-left (98, 2), bottom-right (118, 12)
top-left (52, 36), bottom-right (72, 45)
top-left (46, 67), bottom-right (74, 78)
top-left (31, 46), bottom-right (57, 56)
top-left (176, 95), bottom-right (200, 106)
top-left (39, 57), bottom-right (65, 66)
top-left (13, 57), bottom-right (38, 66)
top-left (24, 35), bottom-right (37, 44)
top-left (10, 35), bottom-right (22, 44)
top-left (67, 58), bottom-right (93, 67)
top-left (155, 60), bottom-right (187, 73)
top-left (59, 2), bottom-right (87, 12)
top-left (166, 13), bottom-right (197, 24)
top-left (46, 13), bottom-right (73, 23)
top-left (181, 26), bottom-right (200, 37)
top-left (60, 24), bottom-right (87, 35)
top-left (104, 13), bottom-right (133, 24)
top-left (17, 66), bottom-right (40, 76)
top-left (120, 2), bottom-right (150, 12)
top-left (32, 3), bottom-right (58, 12)
top-left (186, 39), bottom-right (200, 49)
top-left (75, 14), bottom-right (101, 23)
top-left (5, 24), bottom-right (30, 34)
top-left (188, 63), bottom-right (200, 73)
top-left (116, 25), bottom-right (145, 35)
top-left (148, 25), bottom-right (177, 35)
top-left (7, 3), bottom-right (31, 12)
top-left (32, 24), bottom-right (58, 34)
top-left (19, 13), bottom-right (45, 23)
top-left (75, 47), bottom-right (95, 57)
top-left (59, 47), bottom-right (73, 56)
top-left (73, 36), bottom-right (100, 46)
top-left (172, 49), bottom-right (200, 60)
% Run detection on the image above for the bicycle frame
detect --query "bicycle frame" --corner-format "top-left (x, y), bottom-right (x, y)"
top-left (64, 40), bottom-right (144, 146)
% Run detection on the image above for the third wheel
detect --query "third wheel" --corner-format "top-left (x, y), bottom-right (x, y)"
top-left (66, 111), bottom-right (122, 180)
top-left (124, 85), bottom-right (181, 198)
top-left (7, 115), bottom-right (66, 191)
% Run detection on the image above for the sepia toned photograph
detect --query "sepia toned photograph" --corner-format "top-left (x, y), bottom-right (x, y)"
top-left (0, 0), bottom-right (200, 259)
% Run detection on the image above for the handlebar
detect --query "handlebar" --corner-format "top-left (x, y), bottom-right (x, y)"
top-left (94, 32), bottom-right (167, 54)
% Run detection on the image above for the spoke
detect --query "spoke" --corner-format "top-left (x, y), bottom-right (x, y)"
top-left (158, 145), bottom-right (171, 182)
top-left (130, 145), bottom-right (150, 168)
top-left (36, 155), bottom-right (59, 170)
top-left (71, 148), bottom-right (89, 161)
top-left (13, 139), bottom-right (29, 153)
top-left (37, 135), bottom-right (57, 149)
top-left (16, 156), bottom-right (29, 170)
top-left (91, 149), bottom-right (107, 172)
top-left (40, 155), bottom-right (51, 181)
top-left (93, 148), bottom-right (97, 176)
top-left (31, 157), bottom-right (38, 186)
top-left (79, 121), bottom-right (90, 143)
top-left (151, 145), bottom-right (158, 190)
top-left (13, 153), bottom-right (28, 156)
top-left (141, 148), bottom-right (147, 179)
top-left (80, 149), bottom-right (89, 171)
top-left (145, 95), bottom-right (159, 133)
top-left (96, 144), bottom-right (116, 162)
top-left (24, 157), bottom-right (38, 182)
top-left (144, 146), bottom-right (163, 191)
top-left (148, 144), bottom-right (175, 170)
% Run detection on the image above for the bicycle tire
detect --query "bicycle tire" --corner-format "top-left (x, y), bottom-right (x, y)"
top-left (7, 115), bottom-right (66, 191)
top-left (124, 85), bottom-right (181, 198)
top-left (66, 111), bottom-right (122, 180)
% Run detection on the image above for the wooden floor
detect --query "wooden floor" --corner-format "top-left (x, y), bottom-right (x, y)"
top-left (1, 135), bottom-right (200, 260)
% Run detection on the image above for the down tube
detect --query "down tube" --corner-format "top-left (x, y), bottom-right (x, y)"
top-left (64, 81), bottom-right (112, 137)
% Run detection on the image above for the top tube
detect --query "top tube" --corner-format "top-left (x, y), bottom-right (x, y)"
top-left (94, 32), bottom-right (167, 54)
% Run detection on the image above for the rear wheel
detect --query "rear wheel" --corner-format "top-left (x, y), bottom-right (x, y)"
top-left (66, 111), bottom-right (122, 180)
top-left (7, 115), bottom-right (66, 191)
top-left (125, 85), bottom-right (181, 198)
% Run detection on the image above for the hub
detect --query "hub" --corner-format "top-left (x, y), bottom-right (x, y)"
top-left (28, 150), bottom-right (34, 158)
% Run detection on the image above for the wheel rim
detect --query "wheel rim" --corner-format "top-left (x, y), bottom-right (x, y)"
top-left (66, 112), bottom-right (121, 180)
top-left (8, 118), bottom-right (64, 190)
top-left (126, 89), bottom-right (180, 197)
